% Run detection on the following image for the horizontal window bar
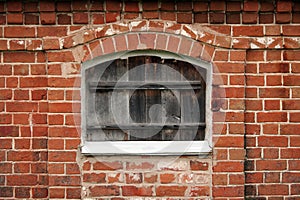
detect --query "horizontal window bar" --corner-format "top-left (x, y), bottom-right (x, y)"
top-left (89, 81), bottom-right (204, 91)
top-left (87, 123), bottom-right (206, 130)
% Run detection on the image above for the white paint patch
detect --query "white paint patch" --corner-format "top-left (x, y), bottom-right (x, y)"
top-left (158, 160), bottom-right (188, 171)
top-left (266, 37), bottom-right (275, 45)
top-left (105, 28), bottom-right (114, 36)
top-left (59, 38), bottom-right (64, 49)
top-left (130, 21), bottom-right (141, 27)
top-left (174, 29), bottom-right (180, 34)
top-left (232, 38), bottom-right (239, 44)
top-left (35, 44), bottom-right (43, 50)
top-left (275, 44), bottom-right (281, 48)
top-left (17, 40), bottom-right (24, 45)
top-left (184, 25), bottom-right (197, 36)
top-left (199, 31), bottom-right (205, 38)
top-left (256, 37), bottom-right (266, 44)
top-left (165, 21), bottom-right (174, 28)
top-left (96, 27), bottom-right (104, 32)
top-left (84, 31), bottom-right (89, 35)
top-left (130, 173), bottom-right (141, 181)
top-left (250, 43), bottom-right (260, 49)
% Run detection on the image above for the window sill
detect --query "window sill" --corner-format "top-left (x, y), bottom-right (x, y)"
top-left (81, 140), bottom-right (211, 155)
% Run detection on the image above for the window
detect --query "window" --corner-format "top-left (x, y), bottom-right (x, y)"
top-left (81, 51), bottom-right (212, 155)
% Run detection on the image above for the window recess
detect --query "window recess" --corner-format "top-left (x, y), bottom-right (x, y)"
top-left (82, 51), bottom-right (212, 155)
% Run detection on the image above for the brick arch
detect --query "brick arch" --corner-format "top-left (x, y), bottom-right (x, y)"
top-left (46, 20), bottom-right (231, 64)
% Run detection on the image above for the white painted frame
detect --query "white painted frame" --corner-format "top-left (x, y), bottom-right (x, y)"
top-left (81, 50), bottom-right (212, 155)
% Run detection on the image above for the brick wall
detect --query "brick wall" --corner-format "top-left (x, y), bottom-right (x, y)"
top-left (0, 0), bottom-right (299, 199)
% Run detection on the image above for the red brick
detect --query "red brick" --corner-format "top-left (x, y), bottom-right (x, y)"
top-left (280, 124), bottom-right (300, 135)
top-left (144, 173), bottom-right (157, 183)
top-left (7, 151), bottom-right (39, 161)
top-left (89, 186), bottom-right (120, 196)
top-left (243, 1), bottom-right (258, 11)
top-left (7, 175), bottom-right (38, 186)
top-left (258, 136), bottom-right (288, 147)
top-left (159, 173), bottom-right (176, 184)
top-left (233, 26), bottom-right (263, 37)
top-left (277, 1), bottom-right (292, 12)
top-left (281, 148), bottom-right (300, 158)
top-left (32, 188), bottom-right (48, 198)
top-left (291, 184), bottom-right (300, 195)
top-left (290, 113), bottom-right (300, 122)
top-left (7, 1), bottom-right (22, 12)
top-left (7, 13), bottom-right (23, 24)
top-left (66, 188), bottom-right (81, 199)
top-left (15, 187), bottom-right (30, 198)
top-left (284, 50), bottom-right (300, 61)
top-left (49, 188), bottom-right (65, 198)
top-left (156, 186), bottom-right (187, 196)
top-left (92, 13), bottom-right (104, 24)
top-left (213, 186), bottom-right (244, 197)
top-left (93, 161), bottom-right (123, 170)
top-left (142, 11), bottom-right (158, 19)
top-left (264, 173), bottom-right (280, 185)
top-left (105, 12), bottom-right (119, 23)
top-left (266, 75), bottom-right (282, 86)
top-left (257, 112), bottom-right (287, 122)
top-left (56, 1), bottom-right (71, 11)
top-left (259, 63), bottom-right (289, 73)
top-left (229, 149), bottom-right (245, 160)
top-left (209, 13), bottom-right (225, 24)
top-left (40, 1), bottom-right (55, 11)
top-left (48, 51), bottom-right (74, 62)
top-left (195, 13), bottom-right (208, 23)
top-left (124, 1), bottom-right (139, 12)
top-left (190, 161), bottom-right (209, 171)
top-left (49, 127), bottom-right (78, 137)
top-left (265, 100), bottom-right (280, 110)
top-left (25, 13), bottom-right (39, 25)
top-left (14, 64), bottom-right (29, 75)
top-left (40, 12), bottom-right (56, 25)
top-left (4, 52), bottom-right (35, 63)
top-left (242, 13), bottom-right (258, 24)
top-left (38, 27), bottom-right (67, 37)
top-left (289, 160), bottom-right (300, 170)
top-left (246, 172), bottom-right (263, 183)
top-left (259, 88), bottom-right (289, 98)
top-left (213, 161), bottom-right (244, 172)
top-left (177, 13), bottom-right (192, 24)
top-left (14, 163), bottom-right (30, 173)
top-left (83, 173), bottom-right (106, 183)
top-left (73, 12), bottom-right (88, 24)
top-left (49, 176), bottom-right (80, 186)
top-left (282, 172), bottom-right (300, 183)
top-left (283, 100), bottom-right (300, 110)
top-left (284, 75), bottom-right (300, 86)
top-left (72, 1), bottom-right (88, 11)
top-left (227, 1), bottom-right (241, 11)
top-left (49, 151), bottom-right (76, 162)
top-left (258, 184), bottom-right (288, 195)
top-left (0, 126), bottom-right (19, 137)
top-left (276, 13), bottom-right (291, 23)
top-left (57, 14), bottom-right (71, 24)
top-left (256, 160), bottom-right (286, 171)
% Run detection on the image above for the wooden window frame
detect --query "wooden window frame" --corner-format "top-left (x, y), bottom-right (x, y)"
top-left (81, 50), bottom-right (212, 155)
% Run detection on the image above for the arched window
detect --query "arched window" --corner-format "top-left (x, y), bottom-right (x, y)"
top-left (81, 50), bottom-right (212, 155)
